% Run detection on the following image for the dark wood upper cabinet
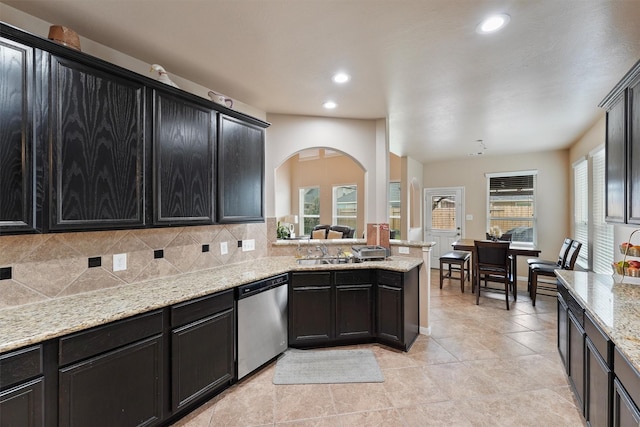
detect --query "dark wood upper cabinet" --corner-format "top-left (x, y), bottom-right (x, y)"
top-left (48, 55), bottom-right (146, 231)
top-left (217, 115), bottom-right (265, 223)
top-left (627, 75), bottom-right (640, 223)
top-left (153, 91), bottom-right (214, 225)
top-left (605, 92), bottom-right (626, 223)
top-left (0, 37), bottom-right (36, 233)
top-left (601, 60), bottom-right (640, 224)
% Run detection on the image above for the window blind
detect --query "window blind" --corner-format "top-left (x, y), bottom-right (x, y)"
top-left (487, 172), bottom-right (536, 244)
top-left (591, 149), bottom-right (614, 274)
top-left (573, 159), bottom-right (588, 269)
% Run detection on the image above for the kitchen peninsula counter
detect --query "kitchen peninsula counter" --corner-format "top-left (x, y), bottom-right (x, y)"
top-left (0, 256), bottom-right (423, 354)
top-left (555, 270), bottom-right (640, 373)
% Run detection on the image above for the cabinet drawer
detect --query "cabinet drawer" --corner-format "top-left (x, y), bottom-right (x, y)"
top-left (334, 269), bottom-right (373, 285)
top-left (171, 289), bottom-right (234, 328)
top-left (585, 312), bottom-right (612, 366)
top-left (615, 347), bottom-right (640, 407)
top-left (377, 270), bottom-right (402, 287)
top-left (0, 345), bottom-right (42, 389)
top-left (59, 310), bottom-right (163, 366)
top-left (291, 272), bottom-right (331, 287)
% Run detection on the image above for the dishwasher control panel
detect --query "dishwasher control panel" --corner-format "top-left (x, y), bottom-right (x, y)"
top-left (236, 273), bottom-right (288, 299)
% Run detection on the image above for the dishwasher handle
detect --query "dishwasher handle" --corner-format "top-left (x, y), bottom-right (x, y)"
top-left (236, 274), bottom-right (288, 299)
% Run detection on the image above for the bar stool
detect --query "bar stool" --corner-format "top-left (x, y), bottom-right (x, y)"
top-left (439, 251), bottom-right (471, 292)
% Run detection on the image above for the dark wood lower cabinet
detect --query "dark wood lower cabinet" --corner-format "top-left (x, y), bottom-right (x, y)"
top-left (568, 309), bottom-right (585, 414)
top-left (289, 267), bottom-right (419, 351)
top-left (586, 337), bottom-right (612, 427)
top-left (613, 378), bottom-right (640, 426)
top-left (289, 272), bottom-right (333, 346)
top-left (557, 293), bottom-right (568, 369)
top-left (58, 335), bottom-right (163, 427)
top-left (335, 284), bottom-right (373, 340)
top-left (0, 378), bottom-right (44, 427)
top-left (171, 308), bottom-right (234, 411)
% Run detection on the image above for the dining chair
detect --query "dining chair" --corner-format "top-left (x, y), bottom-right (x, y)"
top-left (529, 240), bottom-right (582, 306)
top-left (526, 237), bottom-right (573, 292)
top-left (474, 240), bottom-right (512, 310)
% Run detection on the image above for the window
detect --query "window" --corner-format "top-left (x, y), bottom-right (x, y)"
top-left (486, 171), bottom-right (536, 244)
top-left (573, 158), bottom-right (589, 269)
top-left (572, 148), bottom-right (613, 273)
top-left (333, 185), bottom-right (357, 231)
top-left (389, 182), bottom-right (401, 238)
top-left (299, 187), bottom-right (320, 235)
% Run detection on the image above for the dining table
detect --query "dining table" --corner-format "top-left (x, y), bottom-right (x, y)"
top-left (451, 239), bottom-right (541, 300)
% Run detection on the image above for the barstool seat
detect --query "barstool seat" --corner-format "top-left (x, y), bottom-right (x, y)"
top-left (439, 251), bottom-right (471, 292)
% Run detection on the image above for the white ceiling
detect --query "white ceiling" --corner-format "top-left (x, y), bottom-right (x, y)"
top-left (4, 0), bottom-right (640, 163)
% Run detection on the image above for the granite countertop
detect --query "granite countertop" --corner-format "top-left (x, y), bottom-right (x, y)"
top-left (555, 270), bottom-right (640, 372)
top-left (0, 256), bottom-right (423, 354)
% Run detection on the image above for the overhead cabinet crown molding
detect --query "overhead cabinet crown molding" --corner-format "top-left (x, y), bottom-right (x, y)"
top-left (0, 22), bottom-right (269, 235)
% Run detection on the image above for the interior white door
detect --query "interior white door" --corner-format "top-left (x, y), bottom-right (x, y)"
top-left (424, 187), bottom-right (464, 266)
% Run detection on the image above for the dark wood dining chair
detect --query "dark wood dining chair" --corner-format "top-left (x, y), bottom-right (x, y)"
top-left (526, 237), bottom-right (573, 292)
top-left (529, 240), bottom-right (582, 306)
top-left (474, 240), bottom-right (512, 310)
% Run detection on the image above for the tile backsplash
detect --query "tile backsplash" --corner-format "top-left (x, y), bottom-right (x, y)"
top-left (0, 222), bottom-right (268, 309)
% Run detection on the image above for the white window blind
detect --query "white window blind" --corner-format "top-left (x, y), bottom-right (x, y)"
top-left (486, 172), bottom-right (536, 244)
top-left (573, 159), bottom-right (588, 269)
top-left (333, 185), bottom-right (357, 231)
top-left (591, 149), bottom-right (614, 274)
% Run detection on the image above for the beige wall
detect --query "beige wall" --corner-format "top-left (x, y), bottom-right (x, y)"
top-left (423, 149), bottom-right (570, 276)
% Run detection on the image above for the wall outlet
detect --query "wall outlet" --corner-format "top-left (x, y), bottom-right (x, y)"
top-left (398, 246), bottom-right (410, 254)
top-left (113, 253), bottom-right (127, 271)
top-left (220, 241), bottom-right (228, 255)
top-left (242, 239), bottom-right (255, 252)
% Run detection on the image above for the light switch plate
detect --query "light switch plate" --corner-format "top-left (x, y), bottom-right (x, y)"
top-left (113, 253), bottom-right (127, 271)
top-left (398, 246), bottom-right (410, 254)
top-left (242, 239), bottom-right (255, 252)
top-left (220, 241), bottom-right (228, 255)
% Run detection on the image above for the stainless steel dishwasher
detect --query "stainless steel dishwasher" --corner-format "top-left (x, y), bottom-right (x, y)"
top-left (236, 273), bottom-right (288, 379)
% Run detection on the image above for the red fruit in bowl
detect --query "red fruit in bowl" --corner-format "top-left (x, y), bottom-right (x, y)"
top-left (629, 260), bottom-right (640, 268)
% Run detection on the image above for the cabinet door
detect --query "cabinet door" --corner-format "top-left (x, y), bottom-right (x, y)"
top-left (377, 284), bottom-right (402, 345)
top-left (0, 37), bottom-right (35, 233)
top-left (605, 91), bottom-right (627, 223)
top-left (217, 115), bottom-right (264, 223)
top-left (585, 337), bottom-right (612, 427)
top-left (154, 92), bottom-right (214, 224)
top-left (49, 56), bottom-right (146, 230)
top-left (171, 308), bottom-right (234, 412)
top-left (59, 335), bottom-right (163, 427)
top-left (289, 285), bottom-right (333, 346)
top-left (568, 310), bottom-right (586, 414)
top-left (628, 76), bottom-right (640, 224)
top-left (335, 284), bottom-right (373, 340)
top-left (0, 378), bottom-right (44, 427)
top-left (557, 293), bottom-right (569, 370)
top-left (613, 378), bottom-right (640, 427)
top-left (289, 272), bottom-right (333, 346)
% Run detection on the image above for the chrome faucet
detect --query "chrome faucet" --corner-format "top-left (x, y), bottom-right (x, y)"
top-left (316, 244), bottom-right (329, 257)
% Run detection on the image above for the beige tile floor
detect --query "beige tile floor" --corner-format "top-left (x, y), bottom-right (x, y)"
top-left (172, 270), bottom-right (585, 426)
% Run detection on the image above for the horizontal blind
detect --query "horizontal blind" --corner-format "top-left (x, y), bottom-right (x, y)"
top-left (592, 149), bottom-right (614, 274)
top-left (573, 159), bottom-right (588, 269)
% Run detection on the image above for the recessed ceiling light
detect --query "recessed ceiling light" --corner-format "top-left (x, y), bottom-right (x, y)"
top-left (323, 101), bottom-right (337, 109)
top-left (332, 72), bottom-right (350, 84)
top-left (477, 13), bottom-right (510, 34)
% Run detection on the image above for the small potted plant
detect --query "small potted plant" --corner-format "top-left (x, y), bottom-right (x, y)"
top-left (277, 221), bottom-right (290, 239)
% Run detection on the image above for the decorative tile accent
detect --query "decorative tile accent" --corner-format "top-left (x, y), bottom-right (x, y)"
top-left (88, 257), bottom-right (101, 268)
top-left (0, 267), bottom-right (11, 280)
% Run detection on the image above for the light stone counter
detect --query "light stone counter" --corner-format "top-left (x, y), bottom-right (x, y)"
top-left (555, 270), bottom-right (640, 373)
top-left (0, 256), bottom-right (423, 354)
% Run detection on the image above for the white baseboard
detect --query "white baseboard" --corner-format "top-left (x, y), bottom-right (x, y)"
top-left (419, 326), bottom-right (431, 336)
